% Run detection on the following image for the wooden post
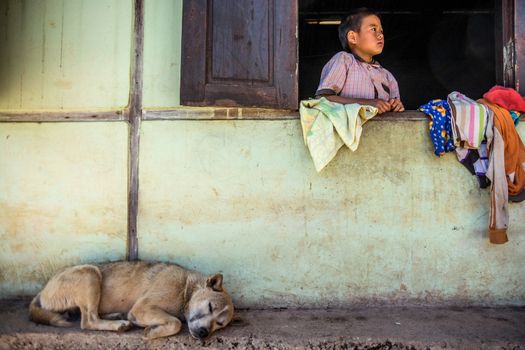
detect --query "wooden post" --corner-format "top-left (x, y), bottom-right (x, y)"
top-left (127, 0), bottom-right (144, 261)
top-left (515, 0), bottom-right (525, 94)
top-left (495, 0), bottom-right (515, 88)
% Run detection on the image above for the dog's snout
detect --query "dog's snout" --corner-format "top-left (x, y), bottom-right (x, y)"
top-left (195, 327), bottom-right (209, 339)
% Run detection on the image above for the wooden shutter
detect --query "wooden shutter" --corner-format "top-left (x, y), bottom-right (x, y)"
top-left (181, 0), bottom-right (298, 109)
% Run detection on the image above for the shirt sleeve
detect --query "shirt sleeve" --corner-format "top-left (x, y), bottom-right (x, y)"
top-left (315, 52), bottom-right (352, 97)
top-left (385, 70), bottom-right (401, 100)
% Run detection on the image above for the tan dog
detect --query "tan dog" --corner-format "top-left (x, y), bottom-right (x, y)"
top-left (29, 261), bottom-right (234, 340)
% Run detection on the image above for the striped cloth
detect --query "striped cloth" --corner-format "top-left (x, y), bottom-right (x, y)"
top-left (315, 51), bottom-right (400, 101)
top-left (447, 91), bottom-right (490, 149)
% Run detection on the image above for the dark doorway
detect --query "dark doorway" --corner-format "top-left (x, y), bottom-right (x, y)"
top-left (299, 0), bottom-right (496, 110)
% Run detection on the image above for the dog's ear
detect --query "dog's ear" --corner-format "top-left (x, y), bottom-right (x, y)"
top-left (206, 273), bottom-right (223, 292)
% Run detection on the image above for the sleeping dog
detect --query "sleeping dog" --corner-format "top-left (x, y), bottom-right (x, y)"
top-left (29, 261), bottom-right (234, 340)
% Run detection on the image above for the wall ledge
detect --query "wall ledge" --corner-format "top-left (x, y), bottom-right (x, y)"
top-left (0, 110), bottom-right (126, 122)
top-left (143, 107), bottom-right (427, 121)
top-left (0, 108), bottom-right (428, 122)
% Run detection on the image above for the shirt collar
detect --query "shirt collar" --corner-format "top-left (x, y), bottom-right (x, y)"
top-left (350, 52), bottom-right (381, 68)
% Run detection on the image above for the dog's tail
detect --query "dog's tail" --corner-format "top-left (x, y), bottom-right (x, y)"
top-left (29, 293), bottom-right (73, 327)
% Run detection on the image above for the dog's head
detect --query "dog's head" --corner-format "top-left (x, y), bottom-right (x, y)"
top-left (185, 274), bottom-right (234, 339)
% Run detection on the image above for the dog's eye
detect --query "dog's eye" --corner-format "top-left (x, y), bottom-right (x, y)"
top-left (208, 302), bottom-right (213, 313)
top-left (216, 321), bottom-right (223, 327)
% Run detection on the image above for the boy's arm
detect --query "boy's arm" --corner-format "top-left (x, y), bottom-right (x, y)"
top-left (321, 95), bottom-right (392, 114)
top-left (385, 71), bottom-right (404, 112)
top-left (315, 52), bottom-right (351, 98)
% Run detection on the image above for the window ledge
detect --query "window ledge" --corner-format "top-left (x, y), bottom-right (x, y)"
top-left (143, 107), bottom-right (427, 121)
top-left (143, 107), bottom-right (298, 120)
top-left (372, 110), bottom-right (427, 121)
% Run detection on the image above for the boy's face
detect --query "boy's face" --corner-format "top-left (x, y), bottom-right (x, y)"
top-left (347, 15), bottom-right (384, 60)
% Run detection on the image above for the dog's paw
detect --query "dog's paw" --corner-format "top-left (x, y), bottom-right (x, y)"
top-left (117, 320), bottom-right (133, 333)
top-left (142, 325), bottom-right (159, 340)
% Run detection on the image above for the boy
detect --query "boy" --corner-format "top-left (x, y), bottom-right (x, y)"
top-left (316, 8), bottom-right (404, 114)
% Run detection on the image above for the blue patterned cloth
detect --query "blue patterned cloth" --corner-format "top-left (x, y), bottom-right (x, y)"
top-left (419, 99), bottom-right (456, 157)
top-left (510, 110), bottom-right (521, 126)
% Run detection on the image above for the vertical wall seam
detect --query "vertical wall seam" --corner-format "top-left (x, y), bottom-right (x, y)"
top-left (127, 0), bottom-right (144, 261)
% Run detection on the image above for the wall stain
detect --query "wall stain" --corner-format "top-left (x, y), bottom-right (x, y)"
top-left (149, 195), bottom-right (333, 226)
top-left (0, 203), bottom-right (53, 237)
top-left (53, 79), bottom-right (72, 89)
top-left (1, 203), bottom-right (125, 240)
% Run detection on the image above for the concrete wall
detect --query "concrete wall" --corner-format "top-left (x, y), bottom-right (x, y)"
top-left (137, 119), bottom-right (525, 307)
top-left (0, 123), bottom-right (128, 296)
top-left (0, 1), bottom-right (524, 306)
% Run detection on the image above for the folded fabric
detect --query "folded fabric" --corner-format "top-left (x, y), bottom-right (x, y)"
top-left (483, 85), bottom-right (525, 113)
top-left (418, 99), bottom-right (455, 157)
top-left (455, 143), bottom-right (491, 189)
top-left (480, 99), bottom-right (525, 244)
top-left (447, 92), bottom-right (489, 149)
top-left (300, 98), bottom-right (378, 172)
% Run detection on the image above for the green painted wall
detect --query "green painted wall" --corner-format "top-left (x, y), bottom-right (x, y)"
top-left (0, 1), bottom-right (524, 307)
top-left (0, 0), bottom-right (132, 110)
top-left (138, 120), bottom-right (525, 307)
top-left (0, 123), bottom-right (128, 297)
top-left (143, 0), bottom-right (182, 108)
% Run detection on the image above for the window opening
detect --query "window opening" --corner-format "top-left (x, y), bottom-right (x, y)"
top-left (299, 0), bottom-right (496, 110)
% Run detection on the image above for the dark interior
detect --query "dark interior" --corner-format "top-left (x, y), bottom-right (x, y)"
top-left (299, 0), bottom-right (497, 110)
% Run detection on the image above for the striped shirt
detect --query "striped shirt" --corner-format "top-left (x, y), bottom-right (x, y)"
top-left (316, 51), bottom-right (400, 101)
top-left (447, 91), bottom-right (489, 149)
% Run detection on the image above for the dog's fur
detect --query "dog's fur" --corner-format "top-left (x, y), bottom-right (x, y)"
top-left (29, 261), bottom-right (234, 340)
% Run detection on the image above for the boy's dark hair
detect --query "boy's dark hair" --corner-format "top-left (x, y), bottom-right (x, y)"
top-left (338, 8), bottom-right (380, 51)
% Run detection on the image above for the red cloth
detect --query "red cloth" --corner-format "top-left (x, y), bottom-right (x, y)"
top-left (483, 85), bottom-right (525, 113)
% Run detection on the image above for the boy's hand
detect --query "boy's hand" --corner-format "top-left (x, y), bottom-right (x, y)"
top-left (371, 99), bottom-right (391, 114)
top-left (388, 98), bottom-right (405, 112)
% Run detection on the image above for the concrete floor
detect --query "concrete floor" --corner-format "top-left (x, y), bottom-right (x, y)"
top-left (0, 299), bottom-right (524, 349)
